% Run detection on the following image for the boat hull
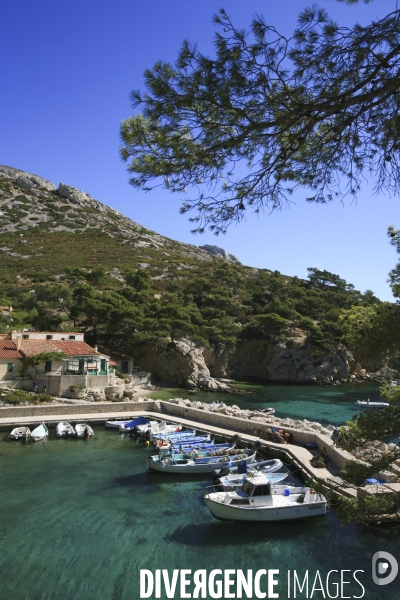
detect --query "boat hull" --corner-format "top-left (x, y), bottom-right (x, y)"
top-left (147, 453), bottom-right (256, 474)
top-left (75, 423), bottom-right (94, 438)
top-left (56, 422), bottom-right (76, 438)
top-left (354, 401), bottom-right (389, 408)
top-left (31, 423), bottom-right (48, 442)
top-left (204, 486), bottom-right (326, 521)
top-left (204, 496), bottom-right (326, 521)
top-left (9, 427), bottom-right (31, 440)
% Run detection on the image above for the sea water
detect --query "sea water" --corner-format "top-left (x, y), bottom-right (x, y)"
top-left (148, 381), bottom-right (383, 426)
top-left (0, 384), bottom-right (399, 600)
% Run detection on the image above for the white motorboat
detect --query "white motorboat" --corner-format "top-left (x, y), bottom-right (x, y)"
top-left (9, 427), bottom-right (31, 440)
top-left (31, 423), bottom-right (49, 442)
top-left (354, 399), bottom-right (389, 408)
top-left (55, 422), bottom-right (76, 438)
top-left (75, 423), bottom-right (94, 438)
top-left (204, 472), bottom-right (326, 521)
top-left (147, 451), bottom-right (256, 474)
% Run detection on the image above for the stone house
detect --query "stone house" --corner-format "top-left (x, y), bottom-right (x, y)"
top-left (0, 333), bottom-right (114, 396)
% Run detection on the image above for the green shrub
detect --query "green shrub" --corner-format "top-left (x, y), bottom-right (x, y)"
top-left (35, 393), bottom-right (52, 403)
top-left (2, 390), bottom-right (32, 404)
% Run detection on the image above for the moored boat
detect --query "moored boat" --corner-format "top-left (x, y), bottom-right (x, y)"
top-left (258, 407), bottom-right (275, 415)
top-left (75, 423), bottom-right (94, 438)
top-left (9, 426), bottom-right (31, 440)
top-left (218, 470), bottom-right (288, 491)
top-left (105, 419), bottom-right (132, 429)
top-left (118, 416), bottom-right (152, 432)
top-left (31, 423), bottom-right (49, 442)
top-left (155, 434), bottom-right (210, 449)
top-left (151, 429), bottom-right (197, 442)
top-left (147, 451), bottom-right (256, 474)
top-left (56, 422), bottom-right (76, 438)
top-left (204, 472), bottom-right (326, 521)
top-left (171, 441), bottom-right (230, 453)
top-left (354, 399), bottom-right (389, 408)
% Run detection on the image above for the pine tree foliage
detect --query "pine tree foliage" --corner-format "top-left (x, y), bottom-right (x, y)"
top-left (121, 5), bottom-right (400, 233)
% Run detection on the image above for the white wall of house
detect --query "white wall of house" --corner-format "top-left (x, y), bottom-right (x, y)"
top-left (11, 331), bottom-right (84, 341)
top-left (0, 358), bottom-right (23, 381)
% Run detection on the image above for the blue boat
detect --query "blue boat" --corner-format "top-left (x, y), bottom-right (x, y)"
top-left (119, 416), bottom-right (150, 431)
top-left (172, 442), bottom-right (230, 453)
top-left (148, 451), bottom-right (256, 474)
top-left (155, 434), bottom-right (210, 446)
top-left (151, 429), bottom-right (197, 441)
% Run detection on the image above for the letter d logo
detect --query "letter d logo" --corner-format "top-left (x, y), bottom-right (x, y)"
top-left (372, 552), bottom-right (398, 586)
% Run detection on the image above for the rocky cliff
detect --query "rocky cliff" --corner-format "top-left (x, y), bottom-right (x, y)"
top-left (134, 334), bottom-right (358, 388)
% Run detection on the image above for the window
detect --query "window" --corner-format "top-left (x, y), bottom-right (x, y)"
top-left (46, 334), bottom-right (53, 340)
top-left (7, 363), bottom-right (13, 372)
top-left (69, 335), bottom-right (75, 340)
top-left (252, 485), bottom-right (271, 497)
top-left (100, 359), bottom-right (107, 373)
top-left (121, 360), bottom-right (129, 374)
top-left (45, 361), bottom-right (52, 373)
top-left (22, 334), bottom-right (29, 339)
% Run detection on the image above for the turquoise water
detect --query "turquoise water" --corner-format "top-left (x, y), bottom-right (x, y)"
top-left (1, 384), bottom-right (399, 600)
top-left (150, 382), bottom-right (383, 426)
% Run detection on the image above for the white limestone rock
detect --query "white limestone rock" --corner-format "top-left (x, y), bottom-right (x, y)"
top-left (0, 165), bottom-right (56, 191)
top-left (199, 245), bottom-right (241, 264)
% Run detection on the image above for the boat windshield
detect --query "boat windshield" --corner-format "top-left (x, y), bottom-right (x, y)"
top-left (252, 484), bottom-right (271, 496)
top-left (240, 481), bottom-right (255, 496)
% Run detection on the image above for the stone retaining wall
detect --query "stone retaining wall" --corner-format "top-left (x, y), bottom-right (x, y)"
top-left (159, 402), bottom-right (360, 472)
top-left (0, 400), bottom-right (159, 419)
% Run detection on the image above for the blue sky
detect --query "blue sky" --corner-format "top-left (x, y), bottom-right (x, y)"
top-left (1, 0), bottom-right (399, 300)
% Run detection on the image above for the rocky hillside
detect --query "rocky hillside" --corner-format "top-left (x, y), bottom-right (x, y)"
top-left (0, 165), bottom-right (378, 387)
top-left (0, 165), bottom-right (224, 279)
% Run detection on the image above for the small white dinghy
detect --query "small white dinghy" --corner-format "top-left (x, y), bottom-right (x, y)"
top-left (31, 423), bottom-right (49, 442)
top-left (75, 423), bottom-right (94, 438)
top-left (354, 399), bottom-right (389, 408)
top-left (9, 427), bottom-right (31, 440)
top-left (55, 422), bottom-right (76, 438)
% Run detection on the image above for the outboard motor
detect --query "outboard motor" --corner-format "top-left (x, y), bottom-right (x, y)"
top-left (212, 464), bottom-right (231, 481)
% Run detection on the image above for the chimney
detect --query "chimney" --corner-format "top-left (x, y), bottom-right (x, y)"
top-left (94, 345), bottom-right (98, 353)
top-left (16, 337), bottom-right (21, 351)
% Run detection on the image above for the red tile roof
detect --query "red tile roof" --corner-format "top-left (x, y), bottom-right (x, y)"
top-left (20, 340), bottom-right (106, 358)
top-left (0, 339), bottom-right (22, 359)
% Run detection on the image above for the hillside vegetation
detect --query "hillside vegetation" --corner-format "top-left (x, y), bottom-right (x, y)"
top-left (0, 166), bottom-right (379, 367)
